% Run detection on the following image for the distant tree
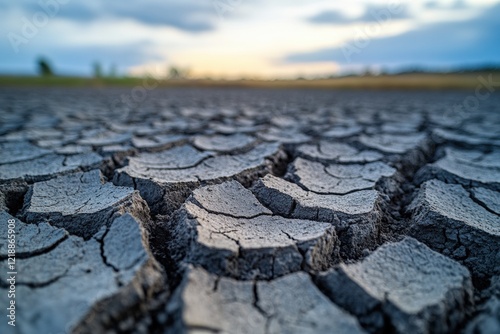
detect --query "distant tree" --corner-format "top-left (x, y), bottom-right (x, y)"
top-left (362, 67), bottom-right (374, 77)
top-left (168, 66), bottom-right (181, 79)
top-left (167, 65), bottom-right (190, 79)
top-left (93, 61), bottom-right (102, 78)
top-left (37, 57), bottom-right (53, 77)
top-left (109, 64), bottom-right (117, 78)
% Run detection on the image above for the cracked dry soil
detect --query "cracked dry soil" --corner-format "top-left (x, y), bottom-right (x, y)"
top-left (0, 88), bottom-right (499, 334)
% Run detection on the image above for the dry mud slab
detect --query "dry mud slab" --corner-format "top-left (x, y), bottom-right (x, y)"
top-left (0, 88), bottom-right (499, 333)
top-left (316, 237), bottom-right (473, 333)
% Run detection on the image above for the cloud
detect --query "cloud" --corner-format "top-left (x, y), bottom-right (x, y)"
top-left (423, 1), bottom-right (440, 9)
top-left (5, 1), bottom-right (215, 33)
top-left (308, 4), bottom-right (410, 25)
top-left (308, 10), bottom-right (355, 24)
top-left (287, 3), bottom-right (500, 68)
top-left (107, 2), bottom-right (214, 32)
top-left (424, 0), bottom-right (468, 10)
top-left (450, 0), bottom-right (468, 9)
top-left (359, 4), bottom-right (411, 21)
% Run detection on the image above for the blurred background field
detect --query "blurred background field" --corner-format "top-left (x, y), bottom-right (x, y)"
top-left (1, 71), bottom-right (498, 90)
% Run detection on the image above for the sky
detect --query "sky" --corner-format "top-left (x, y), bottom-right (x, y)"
top-left (1, 0), bottom-right (499, 78)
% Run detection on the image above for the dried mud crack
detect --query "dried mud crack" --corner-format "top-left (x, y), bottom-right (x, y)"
top-left (0, 88), bottom-right (499, 333)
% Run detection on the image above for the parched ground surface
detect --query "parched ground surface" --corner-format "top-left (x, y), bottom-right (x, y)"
top-left (0, 87), bottom-right (499, 333)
